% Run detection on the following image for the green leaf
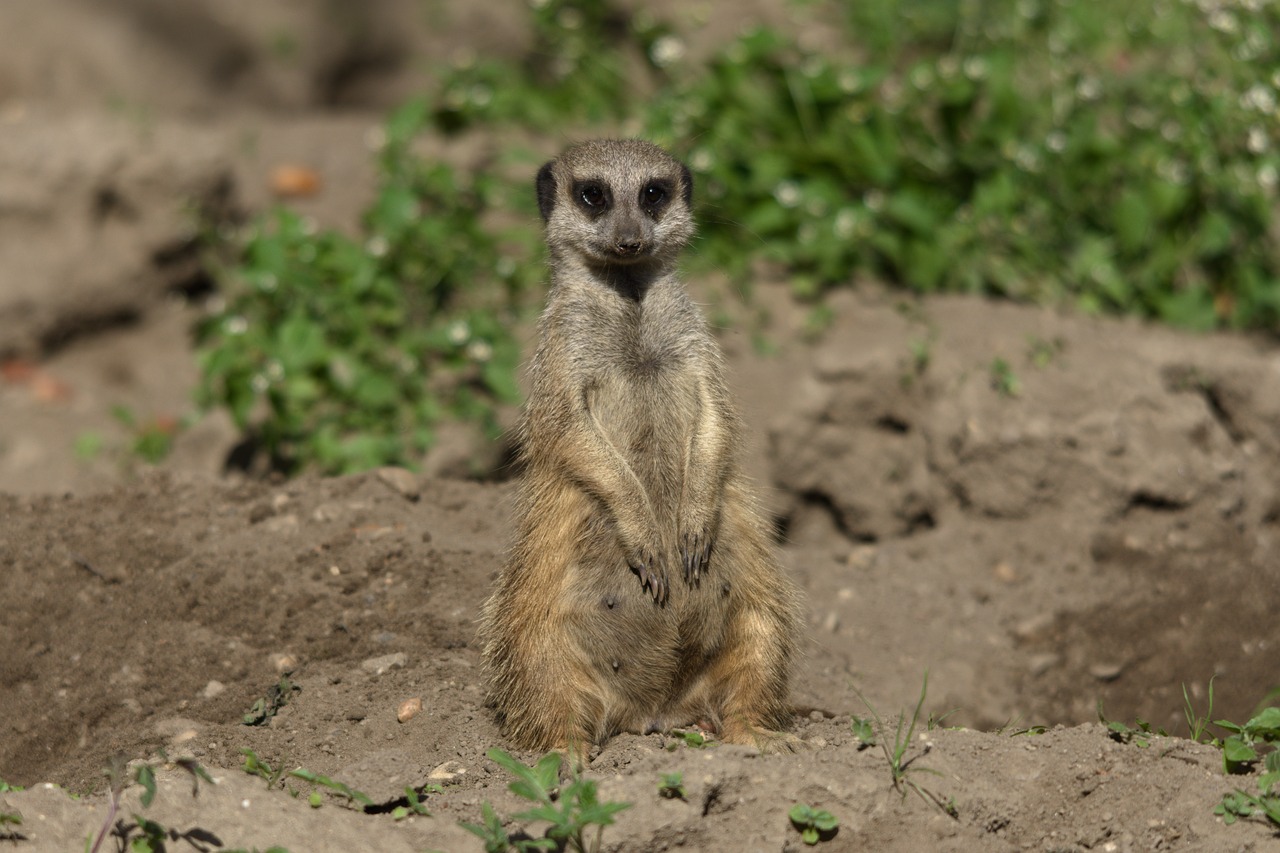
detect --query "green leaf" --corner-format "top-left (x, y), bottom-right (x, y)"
top-left (1223, 735), bottom-right (1258, 772)
top-left (135, 765), bottom-right (156, 809)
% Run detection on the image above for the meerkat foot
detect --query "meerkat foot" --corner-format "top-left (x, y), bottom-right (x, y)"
top-left (627, 546), bottom-right (668, 605)
top-left (721, 722), bottom-right (802, 754)
top-left (679, 529), bottom-right (714, 584)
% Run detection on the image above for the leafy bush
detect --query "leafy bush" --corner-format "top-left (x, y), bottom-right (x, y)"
top-left (645, 1), bottom-right (1280, 328)
top-left (199, 0), bottom-right (1280, 476)
top-left (198, 101), bottom-right (538, 474)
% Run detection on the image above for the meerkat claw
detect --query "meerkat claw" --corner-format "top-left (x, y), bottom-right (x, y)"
top-left (680, 531), bottom-right (713, 584)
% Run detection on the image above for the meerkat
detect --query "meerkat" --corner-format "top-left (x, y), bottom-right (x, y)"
top-left (478, 139), bottom-right (803, 764)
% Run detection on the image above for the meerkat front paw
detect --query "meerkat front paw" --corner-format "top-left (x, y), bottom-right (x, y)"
top-left (679, 527), bottom-right (714, 584)
top-left (626, 545), bottom-right (668, 605)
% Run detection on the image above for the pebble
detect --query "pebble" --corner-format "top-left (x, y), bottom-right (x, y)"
top-left (1089, 662), bottom-right (1125, 682)
top-left (1028, 653), bottom-right (1059, 676)
top-left (202, 680), bottom-right (226, 699)
top-left (361, 653), bottom-right (407, 675)
top-left (397, 697), bottom-right (422, 723)
top-left (269, 652), bottom-right (298, 673)
top-left (377, 467), bottom-right (420, 500)
top-left (429, 760), bottom-right (467, 782)
top-left (1012, 612), bottom-right (1055, 641)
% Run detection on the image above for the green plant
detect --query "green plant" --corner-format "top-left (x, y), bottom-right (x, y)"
top-left (667, 729), bottom-right (710, 749)
top-left (988, 357), bottom-right (1020, 397)
top-left (850, 715), bottom-right (876, 747)
top-left (286, 768), bottom-right (373, 809)
top-left (1215, 766), bottom-right (1280, 830)
top-left (391, 786), bottom-right (433, 820)
top-left (1026, 335), bottom-right (1064, 368)
top-left (1183, 677), bottom-right (1217, 743)
top-left (1215, 706), bottom-right (1280, 775)
top-left (788, 803), bottom-right (838, 845)
top-left (461, 748), bottom-right (631, 853)
top-left (643, 4), bottom-right (1280, 329)
top-left (87, 754), bottom-right (214, 853)
top-left (240, 748), bottom-right (286, 789)
top-left (657, 772), bottom-right (685, 800)
top-left (462, 802), bottom-right (511, 853)
top-left (853, 672), bottom-right (956, 817)
top-left (109, 406), bottom-right (184, 465)
top-left (198, 99), bottom-right (534, 475)
top-left (243, 676), bottom-right (300, 726)
top-left (1098, 701), bottom-right (1168, 748)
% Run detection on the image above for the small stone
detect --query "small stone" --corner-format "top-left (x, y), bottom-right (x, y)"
top-left (377, 467), bottom-right (420, 500)
top-left (1028, 653), bottom-right (1059, 676)
top-left (263, 513), bottom-right (299, 534)
top-left (397, 697), bottom-right (423, 723)
top-left (429, 760), bottom-right (467, 782)
top-left (1012, 612), bottom-right (1055, 641)
top-left (992, 561), bottom-right (1018, 583)
top-left (361, 653), bottom-right (407, 675)
top-left (202, 680), bottom-right (226, 700)
top-left (1089, 662), bottom-right (1125, 682)
top-left (269, 653), bottom-right (298, 673)
top-left (846, 546), bottom-right (877, 570)
top-left (821, 611), bottom-right (840, 633)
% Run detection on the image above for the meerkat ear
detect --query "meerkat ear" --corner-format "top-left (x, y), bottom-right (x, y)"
top-left (679, 162), bottom-right (694, 207)
top-left (536, 161), bottom-right (557, 222)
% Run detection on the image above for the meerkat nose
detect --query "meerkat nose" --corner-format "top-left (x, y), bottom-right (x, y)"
top-left (614, 240), bottom-right (644, 256)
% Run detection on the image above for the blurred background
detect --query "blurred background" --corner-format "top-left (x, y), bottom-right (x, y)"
top-left (1, 0), bottom-right (1277, 490)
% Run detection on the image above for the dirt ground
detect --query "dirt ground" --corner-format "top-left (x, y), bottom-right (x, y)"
top-left (2, 2), bottom-right (1279, 851)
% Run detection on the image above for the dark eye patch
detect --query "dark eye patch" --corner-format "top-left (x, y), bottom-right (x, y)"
top-left (639, 180), bottom-right (673, 216)
top-left (573, 180), bottom-right (611, 215)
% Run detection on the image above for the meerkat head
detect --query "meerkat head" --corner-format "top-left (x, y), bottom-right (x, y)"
top-left (536, 139), bottom-right (695, 272)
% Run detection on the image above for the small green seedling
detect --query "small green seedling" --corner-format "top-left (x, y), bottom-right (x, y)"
top-left (0, 806), bottom-right (22, 834)
top-left (850, 716), bottom-right (876, 747)
top-left (243, 676), bottom-right (300, 726)
top-left (657, 772), bottom-right (685, 800)
top-left (240, 749), bottom-right (286, 789)
top-left (391, 786), bottom-right (433, 820)
top-left (989, 357), bottom-right (1020, 397)
top-left (667, 729), bottom-right (709, 749)
top-left (287, 768), bottom-right (373, 809)
top-left (1214, 706), bottom-right (1280, 774)
top-left (460, 802), bottom-right (510, 853)
top-left (1097, 701), bottom-right (1167, 748)
top-left (1026, 335), bottom-right (1064, 368)
top-left (1215, 768), bottom-right (1280, 830)
top-left (87, 754), bottom-right (215, 853)
top-left (852, 671), bottom-right (956, 817)
top-left (1182, 678), bottom-right (1217, 744)
top-left (462, 748), bottom-right (631, 853)
top-left (788, 803), bottom-right (838, 845)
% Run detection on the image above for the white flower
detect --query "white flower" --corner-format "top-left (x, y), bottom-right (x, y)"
top-left (447, 321), bottom-right (470, 345)
top-left (467, 339), bottom-right (493, 363)
top-left (650, 35), bottom-right (686, 67)
top-left (1259, 163), bottom-right (1278, 191)
top-left (1247, 126), bottom-right (1268, 154)
top-left (366, 235), bottom-right (389, 258)
top-left (773, 181), bottom-right (802, 208)
top-left (225, 316), bottom-right (249, 335)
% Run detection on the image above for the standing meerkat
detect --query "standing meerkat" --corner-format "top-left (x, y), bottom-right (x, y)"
top-left (479, 139), bottom-right (803, 763)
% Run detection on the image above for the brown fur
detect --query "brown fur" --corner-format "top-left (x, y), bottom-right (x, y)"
top-left (478, 139), bottom-right (803, 764)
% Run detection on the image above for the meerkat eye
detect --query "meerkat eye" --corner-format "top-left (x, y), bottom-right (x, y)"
top-left (577, 183), bottom-right (608, 210)
top-left (639, 181), bottom-right (672, 216)
top-left (641, 183), bottom-right (667, 207)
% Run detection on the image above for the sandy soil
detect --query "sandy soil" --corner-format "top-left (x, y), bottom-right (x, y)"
top-left (2, 2), bottom-right (1278, 851)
